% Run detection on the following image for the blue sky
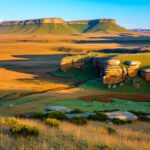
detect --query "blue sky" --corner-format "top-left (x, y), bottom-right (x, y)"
top-left (0, 0), bottom-right (149, 29)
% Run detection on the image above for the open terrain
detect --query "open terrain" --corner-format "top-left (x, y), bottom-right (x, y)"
top-left (0, 32), bottom-right (150, 115)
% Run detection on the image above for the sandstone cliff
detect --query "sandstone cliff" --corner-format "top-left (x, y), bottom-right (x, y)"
top-left (0, 18), bottom-right (116, 26)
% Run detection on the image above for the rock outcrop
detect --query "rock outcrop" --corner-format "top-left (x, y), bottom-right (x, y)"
top-left (67, 19), bottom-right (116, 25)
top-left (60, 56), bottom-right (86, 72)
top-left (140, 68), bottom-right (150, 81)
top-left (0, 18), bottom-right (66, 26)
top-left (93, 57), bottom-right (142, 87)
top-left (0, 18), bottom-right (116, 26)
top-left (102, 59), bottom-right (127, 86)
top-left (125, 61), bottom-right (141, 77)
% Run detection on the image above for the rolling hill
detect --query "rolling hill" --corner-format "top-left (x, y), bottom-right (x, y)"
top-left (0, 23), bottom-right (78, 35)
top-left (87, 21), bottom-right (127, 33)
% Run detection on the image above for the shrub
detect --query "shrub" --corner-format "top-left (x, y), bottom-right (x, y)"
top-left (70, 116), bottom-right (87, 126)
top-left (129, 110), bottom-right (149, 117)
top-left (69, 108), bottom-right (84, 114)
top-left (112, 118), bottom-right (132, 125)
top-left (10, 124), bottom-right (39, 136)
top-left (89, 112), bottom-right (108, 121)
top-left (47, 111), bottom-right (68, 120)
top-left (112, 118), bottom-right (125, 125)
top-left (29, 111), bottom-right (68, 120)
top-left (0, 117), bottom-right (18, 126)
top-left (44, 118), bottom-right (60, 127)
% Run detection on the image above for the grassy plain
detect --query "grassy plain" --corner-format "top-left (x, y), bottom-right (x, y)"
top-left (0, 33), bottom-right (150, 115)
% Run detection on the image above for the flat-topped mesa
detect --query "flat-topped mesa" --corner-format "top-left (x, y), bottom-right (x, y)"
top-left (67, 19), bottom-right (116, 25)
top-left (0, 18), bottom-right (66, 26)
top-left (0, 18), bottom-right (116, 26)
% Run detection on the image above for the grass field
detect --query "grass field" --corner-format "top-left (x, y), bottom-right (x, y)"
top-left (0, 118), bottom-right (150, 150)
top-left (0, 33), bottom-right (150, 116)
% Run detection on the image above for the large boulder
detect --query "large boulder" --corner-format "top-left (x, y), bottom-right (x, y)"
top-left (125, 61), bottom-right (141, 77)
top-left (105, 111), bottom-right (138, 121)
top-left (103, 59), bottom-right (127, 85)
top-left (45, 106), bottom-right (71, 113)
top-left (140, 68), bottom-right (150, 81)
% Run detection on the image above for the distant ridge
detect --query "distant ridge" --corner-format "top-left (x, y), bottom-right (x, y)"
top-left (0, 17), bottom-right (127, 34)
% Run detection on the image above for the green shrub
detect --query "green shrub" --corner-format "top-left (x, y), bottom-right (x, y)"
top-left (70, 116), bottom-right (87, 126)
top-left (44, 118), bottom-right (60, 127)
top-left (10, 124), bottom-right (39, 136)
top-left (47, 111), bottom-right (68, 120)
top-left (0, 117), bottom-right (18, 126)
top-left (89, 112), bottom-right (108, 121)
top-left (69, 108), bottom-right (84, 114)
top-left (112, 118), bottom-right (125, 125)
top-left (29, 111), bottom-right (68, 120)
top-left (112, 118), bottom-right (132, 125)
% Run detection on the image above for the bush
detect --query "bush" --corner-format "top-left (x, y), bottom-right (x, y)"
top-left (47, 111), bottom-right (68, 120)
top-left (0, 117), bottom-right (18, 126)
top-left (129, 110), bottom-right (149, 117)
top-left (89, 112), bottom-right (108, 121)
top-left (112, 118), bottom-right (132, 125)
top-left (70, 116), bottom-right (87, 126)
top-left (29, 111), bottom-right (68, 120)
top-left (69, 108), bottom-right (84, 114)
top-left (10, 124), bottom-right (39, 136)
top-left (44, 118), bottom-right (60, 127)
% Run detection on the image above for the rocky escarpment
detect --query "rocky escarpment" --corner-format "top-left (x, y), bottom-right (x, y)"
top-left (0, 18), bottom-right (66, 26)
top-left (0, 18), bottom-right (127, 34)
top-left (60, 54), bottom-right (143, 88)
top-left (67, 19), bottom-right (116, 25)
top-left (0, 18), bottom-right (116, 26)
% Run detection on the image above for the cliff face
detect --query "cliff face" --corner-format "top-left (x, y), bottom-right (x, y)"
top-left (0, 18), bottom-right (66, 26)
top-left (0, 18), bottom-right (116, 26)
top-left (67, 19), bottom-right (116, 25)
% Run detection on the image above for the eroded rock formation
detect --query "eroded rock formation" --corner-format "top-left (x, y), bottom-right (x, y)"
top-left (60, 56), bottom-right (86, 72)
top-left (125, 61), bottom-right (141, 77)
top-left (102, 59), bottom-right (127, 86)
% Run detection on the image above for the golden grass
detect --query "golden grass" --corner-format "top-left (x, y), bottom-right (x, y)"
top-left (0, 118), bottom-right (150, 150)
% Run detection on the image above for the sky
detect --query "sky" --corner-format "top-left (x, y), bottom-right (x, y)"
top-left (0, 0), bottom-right (149, 29)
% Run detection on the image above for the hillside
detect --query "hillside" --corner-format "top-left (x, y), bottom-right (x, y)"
top-left (87, 22), bottom-right (127, 33)
top-left (0, 23), bottom-right (78, 35)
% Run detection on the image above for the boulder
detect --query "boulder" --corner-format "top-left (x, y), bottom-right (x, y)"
top-left (45, 106), bottom-right (71, 113)
top-left (103, 59), bottom-right (127, 85)
top-left (105, 111), bottom-right (138, 121)
top-left (140, 68), bottom-right (150, 81)
top-left (125, 61), bottom-right (141, 77)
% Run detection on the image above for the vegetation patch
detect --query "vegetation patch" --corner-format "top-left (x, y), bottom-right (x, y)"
top-left (89, 112), bottom-right (108, 121)
top-left (10, 124), bottom-right (39, 136)
top-left (44, 118), bottom-right (60, 127)
top-left (112, 118), bottom-right (132, 125)
top-left (0, 117), bottom-right (18, 126)
top-left (70, 116), bottom-right (87, 126)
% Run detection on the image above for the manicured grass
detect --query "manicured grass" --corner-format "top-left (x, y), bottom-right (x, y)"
top-left (50, 99), bottom-right (150, 113)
